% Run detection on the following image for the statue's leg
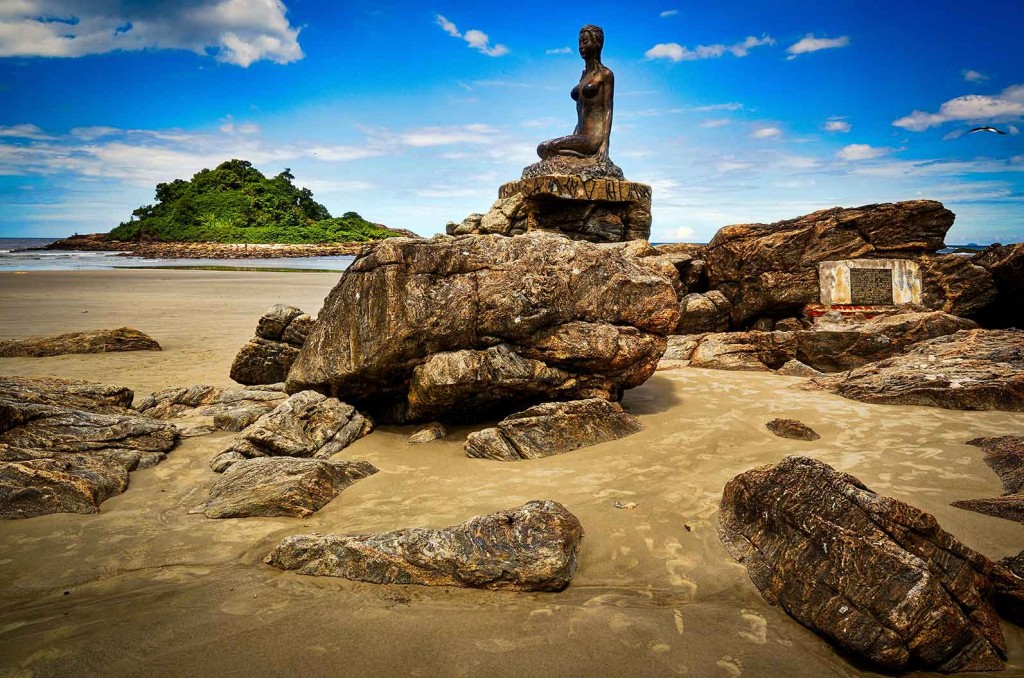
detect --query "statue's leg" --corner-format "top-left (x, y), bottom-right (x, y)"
top-left (538, 134), bottom-right (601, 159)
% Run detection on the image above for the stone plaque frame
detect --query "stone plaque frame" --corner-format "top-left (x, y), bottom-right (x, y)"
top-left (818, 259), bottom-right (922, 306)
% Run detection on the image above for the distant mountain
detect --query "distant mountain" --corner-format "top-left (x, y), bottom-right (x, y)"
top-left (108, 159), bottom-right (402, 244)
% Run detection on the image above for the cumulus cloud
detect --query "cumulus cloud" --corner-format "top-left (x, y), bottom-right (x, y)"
top-left (963, 69), bottom-right (989, 83)
top-left (0, 123), bottom-right (55, 139)
top-left (0, 0), bottom-right (303, 67)
top-left (645, 35), bottom-right (774, 62)
top-left (786, 34), bottom-right (850, 60)
top-left (751, 126), bottom-right (782, 139)
top-left (435, 14), bottom-right (508, 57)
top-left (660, 9), bottom-right (679, 17)
top-left (893, 84), bottom-right (1024, 131)
top-left (824, 117), bottom-right (851, 133)
top-left (837, 144), bottom-right (890, 161)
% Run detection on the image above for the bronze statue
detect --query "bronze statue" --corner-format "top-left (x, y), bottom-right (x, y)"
top-left (537, 25), bottom-right (614, 161)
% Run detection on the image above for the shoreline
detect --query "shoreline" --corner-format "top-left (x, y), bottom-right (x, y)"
top-left (40, 233), bottom-right (380, 259)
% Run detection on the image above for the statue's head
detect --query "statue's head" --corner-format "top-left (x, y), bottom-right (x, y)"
top-left (578, 24), bottom-right (604, 59)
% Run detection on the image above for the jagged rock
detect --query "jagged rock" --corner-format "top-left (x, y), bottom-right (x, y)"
top-left (918, 254), bottom-right (998, 319)
top-left (0, 327), bottom-right (161, 358)
top-left (973, 243), bottom-right (1024, 329)
top-left (765, 418), bottom-right (820, 441)
top-left (952, 495), bottom-right (1024, 524)
top-left (446, 213), bottom-right (483, 236)
top-left (655, 243), bottom-right (709, 295)
top-left (719, 455), bottom-right (1024, 673)
top-left (704, 201), bottom-right (961, 326)
top-left (688, 331), bottom-right (796, 372)
top-left (676, 291), bottom-right (731, 335)
top-left (265, 500), bottom-right (584, 591)
top-left (286, 233), bottom-right (679, 423)
top-left (775, 317), bottom-right (806, 332)
top-left (408, 422), bottom-right (448, 444)
top-left (950, 436), bottom-right (1024, 525)
top-left (521, 155), bottom-right (624, 180)
top-left (1002, 552), bottom-right (1024, 579)
top-left (464, 399), bottom-right (642, 461)
top-left (230, 305), bottom-right (311, 385)
top-left (0, 376), bottom-right (178, 519)
top-left (135, 383), bottom-right (287, 431)
top-left (210, 391), bottom-right (372, 472)
top-left (661, 334), bottom-right (704, 363)
top-left (775, 359), bottom-right (822, 377)
top-left (191, 457), bottom-right (377, 518)
top-left (810, 329), bottom-right (1024, 411)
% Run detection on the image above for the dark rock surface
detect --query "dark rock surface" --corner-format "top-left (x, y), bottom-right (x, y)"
top-left (0, 327), bottom-right (161, 358)
top-left (654, 243), bottom-right (708, 295)
top-left (286, 233), bottom-right (679, 423)
top-left (973, 243), bottom-right (1024, 329)
top-left (719, 455), bottom-right (1024, 673)
top-left (520, 155), bottom-right (624, 180)
top-left (676, 291), bottom-right (731, 335)
top-left (765, 418), bottom-right (820, 441)
top-left (408, 422), bottom-right (448, 444)
top-left (0, 376), bottom-right (178, 519)
top-left (918, 254), bottom-right (998, 319)
top-left (230, 305), bottom-right (311, 386)
top-left (810, 329), bottom-right (1024, 411)
top-left (210, 391), bottom-right (372, 472)
top-left (135, 383), bottom-right (287, 431)
top-left (265, 500), bottom-right (584, 591)
top-left (950, 436), bottom-right (1024, 525)
top-left (464, 399), bottom-right (642, 461)
top-left (191, 457), bottom-right (377, 518)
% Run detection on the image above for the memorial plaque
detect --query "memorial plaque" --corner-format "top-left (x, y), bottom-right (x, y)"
top-left (850, 268), bottom-right (894, 305)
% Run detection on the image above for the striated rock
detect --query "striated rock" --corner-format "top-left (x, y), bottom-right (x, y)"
top-left (0, 327), bottom-right (161, 358)
top-left (676, 291), bottom-right (731, 335)
top-left (191, 457), bottom-right (377, 518)
top-left (765, 418), bottom-right (820, 441)
top-left (950, 436), bottom-right (1024, 525)
top-left (973, 243), bottom-right (1024, 329)
top-left (688, 331), bottom-right (796, 372)
top-left (952, 495), bottom-right (1024, 524)
top-left (1002, 552), bottom-right (1024, 579)
top-left (774, 317), bottom-right (806, 332)
top-left (286, 233), bottom-right (678, 423)
top-left (465, 399), bottom-right (642, 461)
top-left (265, 500), bottom-right (584, 591)
top-left (918, 254), bottom-right (998, 319)
top-left (654, 243), bottom-right (709, 295)
top-left (775, 359), bottom-right (822, 377)
top-left (720, 455), bottom-right (1024, 673)
top-left (210, 391), bottom-right (372, 472)
top-left (810, 329), bottom-right (1024, 411)
top-left (661, 334), bottom-right (704, 364)
top-left (705, 201), bottom-right (958, 326)
top-left (408, 422), bottom-right (448, 444)
top-left (230, 305), bottom-right (311, 386)
top-left (135, 383), bottom-right (287, 431)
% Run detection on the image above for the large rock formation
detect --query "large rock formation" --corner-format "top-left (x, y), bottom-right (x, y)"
top-left (210, 390), bottom-right (372, 472)
top-left (265, 500), bottom-right (584, 591)
top-left (135, 383), bottom-right (288, 431)
top-left (191, 457), bottom-right (377, 518)
top-left (0, 376), bottom-right (178, 519)
top-left (230, 305), bottom-right (312, 385)
top-left (951, 436), bottom-right (1024, 525)
top-left (464, 399), bottom-right (642, 461)
top-left (973, 243), bottom-right (1024, 329)
top-left (720, 455), bottom-right (1024, 673)
top-left (654, 243), bottom-right (709, 296)
top-left (810, 329), bottom-right (1024, 411)
top-left (676, 291), bottom-right (731, 335)
top-left (0, 327), bottom-right (160, 358)
top-left (286, 233), bottom-right (679, 423)
top-left (917, 254), bottom-right (998, 319)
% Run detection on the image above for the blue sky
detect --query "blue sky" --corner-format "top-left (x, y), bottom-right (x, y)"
top-left (1, 0), bottom-right (1022, 243)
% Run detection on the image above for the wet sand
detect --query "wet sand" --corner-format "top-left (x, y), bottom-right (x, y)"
top-left (1, 269), bottom-right (1023, 678)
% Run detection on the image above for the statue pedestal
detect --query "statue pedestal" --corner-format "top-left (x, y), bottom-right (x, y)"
top-left (447, 175), bottom-right (652, 243)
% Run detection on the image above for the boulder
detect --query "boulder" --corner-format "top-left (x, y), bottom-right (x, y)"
top-left (687, 331), bottom-right (796, 372)
top-left (775, 359), bottom-right (822, 377)
top-left (210, 391), bottom-right (372, 472)
top-left (230, 305), bottom-right (311, 386)
top-left (719, 455), bottom-right (1024, 673)
top-left (265, 500), bottom-right (584, 591)
top-left (918, 254), bottom-right (998, 319)
top-left (810, 329), bottom-right (1024, 411)
top-left (973, 243), bottom-right (1024, 329)
top-left (286, 233), bottom-right (679, 423)
top-left (950, 436), bottom-right (1024, 525)
top-left (765, 418), bottom-right (820, 441)
top-left (191, 457), bottom-right (377, 518)
top-left (135, 383), bottom-right (288, 431)
top-left (661, 334), bottom-right (704, 364)
top-left (0, 327), bottom-right (161, 358)
top-left (0, 376), bottom-right (178, 519)
top-left (464, 399), bottom-right (642, 461)
top-left (676, 291), bottom-right (731, 335)
top-left (408, 422), bottom-right (448, 444)
top-left (654, 243), bottom-right (709, 295)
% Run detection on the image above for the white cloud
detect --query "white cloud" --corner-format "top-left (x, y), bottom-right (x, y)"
top-left (824, 118), bottom-right (851, 133)
top-left (660, 9), bottom-right (678, 17)
top-left (700, 118), bottom-right (730, 128)
top-left (674, 102), bottom-right (744, 113)
top-left (0, 0), bottom-right (303, 67)
top-left (786, 34), bottom-right (850, 60)
top-left (751, 126), bottom-right (782, 139)
top-left (0, 123), bottom-right (54, 140)
top-left (435, 15), bottom-right (508, 57)
top-left (893, 84), bottom-right (1024, 131)
top-left (669, 226), bottom-right (695, 240)
top-left (219, 120), bottom-right (260, 134)
top-left (545, 46), bottom-right (571, 55)
top-left (963, 69), bottom-right (989, 83)
top-left (836, 144), bottom-right (890, 161)
top-left (645, 35), bottom-right (774, 62)
top-left (398, 124), bottom-right (500, 148)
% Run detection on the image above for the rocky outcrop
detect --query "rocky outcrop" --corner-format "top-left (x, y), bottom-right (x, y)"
top-left (265, 500), bottom-right (584, 591)
top-left (687, 331), bottom-right (796, 372)
top-left (775, 359), bottom-right (822, 377)
top-left (0, 327), bottom-right (160, 358)
top-left (464, 399), bottom-right (642, 461)
top-left (918, 254), bottom-right (998, 319)
top-left (720, 455), bottom-right (1024, 673)
top-left (408, 422), bottom-right (447, 444)
top-left (286, 233), bottom-right (679, 423)
top-left (191, 457), bottom-right (377, 518)
top-left (230, 305), bottom-right (312, 386)
top-left (810, 329), bottom-right (1024, 411)
top-left (43, 235), bottom-right (372, 259)
top-left (0, 376), bottom-right (178, 519)
top-left (135, 383), bottom-right (287, 431)
top-left (765, 418), bottom-right (820, 441)
top-left (973, 243), bottom-right (1024, 329)
top-left (654, 243), bottom-right (708, 295)
top-left (951, 436), bottom-right (1024, 525)
top-left (210, 391), bottom-right (372, 472)
top-left (676, 291), bottom-right (731, 335)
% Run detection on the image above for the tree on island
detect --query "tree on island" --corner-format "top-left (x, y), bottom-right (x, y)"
top-left (109, 159), bottom-right (400, 244)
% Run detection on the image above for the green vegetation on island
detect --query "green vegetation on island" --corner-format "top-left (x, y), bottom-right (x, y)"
top-left (108, 159), bottom-right (400, 244)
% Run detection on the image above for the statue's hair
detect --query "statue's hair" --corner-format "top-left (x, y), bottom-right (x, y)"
top-left (579, 24), bottom-right (604, 48)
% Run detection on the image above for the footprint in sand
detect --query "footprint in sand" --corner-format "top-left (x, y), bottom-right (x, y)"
top-left (738, 610), bottom-right (767, 644)
top-left (716, 655), bottom-right (743, 677)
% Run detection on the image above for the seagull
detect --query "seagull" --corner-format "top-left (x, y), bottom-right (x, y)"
top-left (966, 126), bottom-right (1008, 135)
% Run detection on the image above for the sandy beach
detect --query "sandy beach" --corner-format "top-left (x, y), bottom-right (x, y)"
top-left (1, 269), bottom-right (1023, 678)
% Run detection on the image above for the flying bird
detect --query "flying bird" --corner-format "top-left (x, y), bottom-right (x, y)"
top-left (966, 126), bottom-right (1008, 135)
